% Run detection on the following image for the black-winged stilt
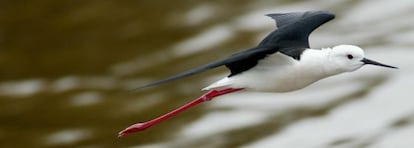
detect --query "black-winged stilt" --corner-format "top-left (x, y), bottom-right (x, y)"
top-left (118, 10), bottom-right (397, 138)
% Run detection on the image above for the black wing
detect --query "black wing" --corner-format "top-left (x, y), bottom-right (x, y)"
top-left (135, 11), bottom-right (335, 90)
top-left (227, 11), bottom-right (335, 76)
top-left (259, 11), bottom-right (335, 59)
top-left (135, 47), bottom-right (269, 90)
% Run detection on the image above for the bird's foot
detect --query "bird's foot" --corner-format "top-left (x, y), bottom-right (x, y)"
top-left (118, 122), bottom-right (150, 138)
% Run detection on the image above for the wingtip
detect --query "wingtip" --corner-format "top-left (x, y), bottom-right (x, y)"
top-left (305, 10), bottom-right (336, 19)
top-left (128, 80), bottom-right (169, 92)
top-left (128, 84), bottom-right (153, 93)
top-left (265, 10), bottom-right (334, 16)
top-left (320, 10), bottom-right (336, 18)
top-left (265, 10), bottom-right (335, 22)
top-left (264, 12), bottom-right (283, 18)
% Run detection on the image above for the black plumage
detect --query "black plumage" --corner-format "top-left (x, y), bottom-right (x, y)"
top-left (136, 11), bottom-right (335, 90)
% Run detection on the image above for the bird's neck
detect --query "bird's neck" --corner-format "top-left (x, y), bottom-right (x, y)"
top-left (300, 48), bottom-right (340, 78)
top-left (322, 48), bottom-right (348, 76)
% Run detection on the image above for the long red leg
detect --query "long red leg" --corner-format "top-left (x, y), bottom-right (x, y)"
top-left (118, 88), bottom-right (243, 138)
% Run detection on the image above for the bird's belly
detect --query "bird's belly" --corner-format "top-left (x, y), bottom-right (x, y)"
top-left (231, 66), bottom-right (322, 92)
top-left (251, 73), bottom-right (317, 92)
top-left (264, 75), bottom-right (316, 92)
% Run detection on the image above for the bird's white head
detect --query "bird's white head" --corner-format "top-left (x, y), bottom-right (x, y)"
top-left (327, 45), bottom-right (397, 73)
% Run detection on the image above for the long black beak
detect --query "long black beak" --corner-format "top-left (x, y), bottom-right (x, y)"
top-left (361, 58), bottom-right (398, 69)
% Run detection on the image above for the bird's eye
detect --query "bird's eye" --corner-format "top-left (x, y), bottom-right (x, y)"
top-left (347, 54), bottom-right (354, 60)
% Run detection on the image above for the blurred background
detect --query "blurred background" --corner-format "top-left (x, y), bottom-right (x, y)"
top-left (0, 0), bottom-right (413, 147)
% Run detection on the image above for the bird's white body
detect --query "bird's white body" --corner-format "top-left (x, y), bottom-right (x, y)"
top-left (204, 45), bottom-right (365, 92)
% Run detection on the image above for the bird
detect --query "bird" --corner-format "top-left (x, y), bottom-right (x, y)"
top-left (118, 10), bottom-right (397, 138)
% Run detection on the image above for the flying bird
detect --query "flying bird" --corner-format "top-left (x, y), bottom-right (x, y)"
top-left (119, 10), bottom-right (397, 138)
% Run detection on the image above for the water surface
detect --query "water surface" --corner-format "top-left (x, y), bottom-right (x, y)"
top-left (0, 0), bottom-right (413, 147)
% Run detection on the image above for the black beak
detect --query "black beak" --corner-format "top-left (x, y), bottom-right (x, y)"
top-left (361, 58), bottom-right (398, 69)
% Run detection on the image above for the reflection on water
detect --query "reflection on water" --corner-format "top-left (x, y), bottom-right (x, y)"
top-left (1, 0), bottom-right (413, 147)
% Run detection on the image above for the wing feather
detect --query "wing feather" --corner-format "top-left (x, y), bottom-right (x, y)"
top-left (135, 47), bottom-right (269, 90)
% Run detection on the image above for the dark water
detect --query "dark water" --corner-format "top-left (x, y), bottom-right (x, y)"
top-left (0, 1), bottom-right (257, 147)
top-left (1, 0), bottom-right (413, 147)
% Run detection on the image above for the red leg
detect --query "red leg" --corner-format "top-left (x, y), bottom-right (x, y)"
top-left (118, 88), bottom-right (243, 138)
